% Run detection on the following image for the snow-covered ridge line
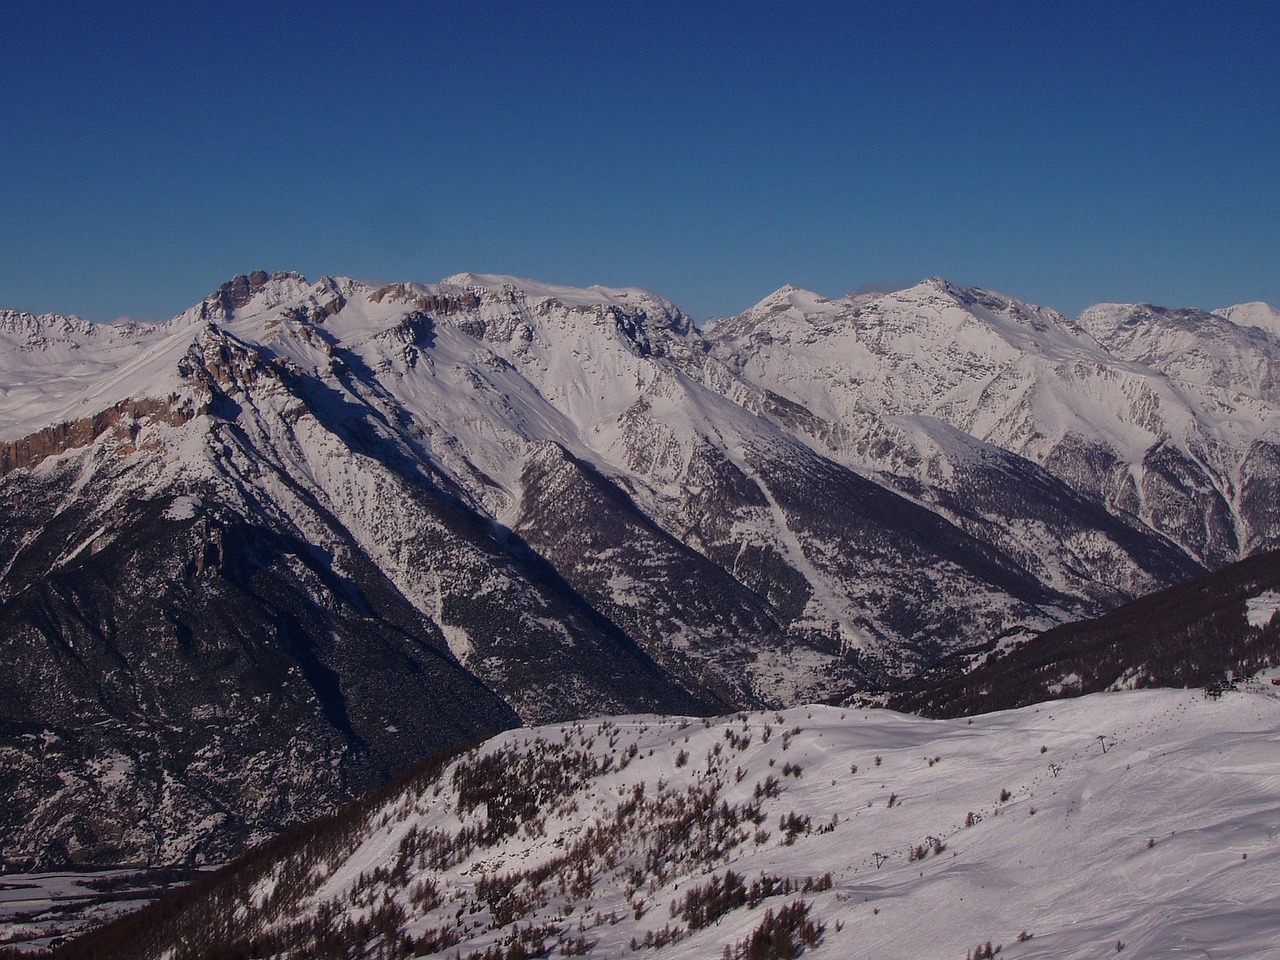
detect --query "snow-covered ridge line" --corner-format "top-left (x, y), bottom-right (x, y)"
top-left (58, 688), bottom-right (1280, 960)
top-left (709, 277), bottom-right (1280, 566)
top-left (0, 307), bottom-right (96, 338)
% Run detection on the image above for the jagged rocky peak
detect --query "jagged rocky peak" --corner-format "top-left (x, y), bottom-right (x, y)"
top-left (0, 306), bottom-right (96, 341)
top-left (426, 272), bottom-right (696, 354)
top-left (436, 272), bottom-right (673, 312)
top-left (365, 279), bottom-right (481, 316)
top-left (200, 269), bottom-right (313, 323)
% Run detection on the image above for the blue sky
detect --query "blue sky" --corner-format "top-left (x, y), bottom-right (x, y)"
top-left (3, 1), bottom-right (1277, 323)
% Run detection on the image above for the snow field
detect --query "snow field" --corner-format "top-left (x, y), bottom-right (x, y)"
top-left (235, 688), bottom-right (1280, 960)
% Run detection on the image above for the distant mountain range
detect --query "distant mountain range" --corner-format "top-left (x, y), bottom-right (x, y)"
top-left (2, 270), bottom-right (1278, 870)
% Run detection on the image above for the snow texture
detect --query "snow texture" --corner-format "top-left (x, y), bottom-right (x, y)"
top-left (138, 686), bottom-right (1280, 960)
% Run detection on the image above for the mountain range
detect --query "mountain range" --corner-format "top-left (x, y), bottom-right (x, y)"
top-left (2, 270), bottom-right (1278, 872)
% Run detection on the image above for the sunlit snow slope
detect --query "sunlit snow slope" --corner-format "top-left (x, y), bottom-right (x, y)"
top-left (62, 686), bottom-right (1280, 960)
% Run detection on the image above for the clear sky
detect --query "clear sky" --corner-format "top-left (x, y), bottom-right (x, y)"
top-left (3, 1), bottom-right (1277, 323)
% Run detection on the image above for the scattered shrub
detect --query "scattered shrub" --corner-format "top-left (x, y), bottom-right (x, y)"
top-left (729, 899), bottom-right (823, 960)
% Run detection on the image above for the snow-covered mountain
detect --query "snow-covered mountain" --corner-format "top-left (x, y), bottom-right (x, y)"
top-left (707, 280), bottom-right (1280, 571)
top-left (1215, 300), bottom-right (1280, 338)
top-left (1, 270), bottom-right (1276, 871)
top-left (889, 547), bottom-right (1280, 718)
top-left (52, 686), bottom-right (1280, 960)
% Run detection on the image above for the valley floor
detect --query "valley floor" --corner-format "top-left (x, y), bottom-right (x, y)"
top-left (0, 867), bottom-right (208, 952)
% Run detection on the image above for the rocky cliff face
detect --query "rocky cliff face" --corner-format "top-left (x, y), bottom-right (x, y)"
top-left (1, 272), bottom-right (1276, 870)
